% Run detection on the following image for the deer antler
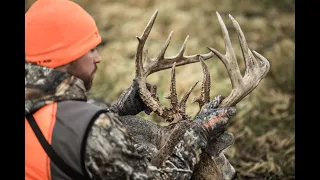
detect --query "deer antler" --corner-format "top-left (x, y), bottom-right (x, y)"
top-left (189, 13), bottom-right (270, 180)
top-left (193, 12), bottom-right (270, 109)
top-left (134, 10), bottom-right (214, 122)
top-left (191, 56), bottom-right (211, 109)
top-left (132, 11), bottom-right (271, 179)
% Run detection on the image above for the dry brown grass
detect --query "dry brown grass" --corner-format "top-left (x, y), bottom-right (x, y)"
top-left (26, 0), bottom-right (295, 179)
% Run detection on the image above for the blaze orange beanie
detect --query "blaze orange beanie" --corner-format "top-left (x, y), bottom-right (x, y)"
top-left (25, 0), bottom-right (101, 68)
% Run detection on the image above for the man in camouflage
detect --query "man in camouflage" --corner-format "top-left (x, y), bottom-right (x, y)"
top-left (25, 0), bottom-right (236, 179)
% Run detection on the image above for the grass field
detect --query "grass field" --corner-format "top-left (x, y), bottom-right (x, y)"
top-left (26, 0), bottom-right (295, 179)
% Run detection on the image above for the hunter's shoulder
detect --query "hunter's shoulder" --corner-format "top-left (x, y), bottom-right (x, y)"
top-left (87, 98), bottom-right (111, 109)
top-left (58, 100), bottom-right (103, 109)
top-left (56, 100), bottom-right (108, 118)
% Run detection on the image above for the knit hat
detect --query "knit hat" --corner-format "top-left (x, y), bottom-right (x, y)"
top-left (25, 0), bottom-right (101, 68)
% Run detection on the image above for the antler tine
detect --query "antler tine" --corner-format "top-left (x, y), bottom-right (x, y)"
top-left (177, 35), bottom-right (189, 59)
top-left (191, 56), bottom-right (211, 108)
top-left (208, 12), bottom-right (270, 107)
top-left (179, 81), bottom-right (199, 119)
top-left (144, 31), bottom-right (174, 76)
top-left (135, 9), bottom-right (158, 80)
top-left (208, 12), bottom-right (243, 90)
top-left (229, 14), bottom-right (270, 79)
top-left (156, 31), bottom-right (173, 62)
top-left (164, 62), bottom-right (179, 110)
top-left (252, 50), bottom-right (270, 77)
top-left (228, 14), bottom-right (259, 76)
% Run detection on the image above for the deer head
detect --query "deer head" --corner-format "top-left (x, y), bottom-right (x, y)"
top-left (133, 10), bottom-right (270, 179)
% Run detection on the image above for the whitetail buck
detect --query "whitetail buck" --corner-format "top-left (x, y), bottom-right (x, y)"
top-left (117, 10), bottom-right (270, 180)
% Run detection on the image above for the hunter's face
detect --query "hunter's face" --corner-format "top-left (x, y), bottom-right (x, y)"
top-left (68, 48), bottom-right (101, 90)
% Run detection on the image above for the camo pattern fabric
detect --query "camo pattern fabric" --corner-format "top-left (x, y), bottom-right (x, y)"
top-left (25, 62), bottom-right (87, 115)
top-left (88, 95), bottom-right (236, 180)
top-left (89, 98), bottom-right (237, 180)
top-left (85, 110), bottom-right (208, 180)
top-left (25, 62), bottom-right (208, 180)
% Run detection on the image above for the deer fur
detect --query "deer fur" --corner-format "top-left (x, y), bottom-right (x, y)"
top-left (117, 114), bottom-right (235, 180)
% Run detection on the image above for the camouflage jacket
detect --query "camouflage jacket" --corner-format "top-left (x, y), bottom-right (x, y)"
top-left (25, 62), bottom-right (208, 180)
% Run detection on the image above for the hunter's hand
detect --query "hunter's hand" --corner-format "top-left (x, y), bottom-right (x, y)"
top-left (111, 79), bottom-right (153, 116)
top-left (193, 95), bottom-right (236, 141)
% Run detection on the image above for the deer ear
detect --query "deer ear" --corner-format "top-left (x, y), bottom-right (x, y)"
top-left (205, 132), bottom-right (234, 157)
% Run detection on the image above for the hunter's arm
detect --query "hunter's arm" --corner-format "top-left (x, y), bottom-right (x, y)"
top-left (84, 110), bottom-right (207, 180)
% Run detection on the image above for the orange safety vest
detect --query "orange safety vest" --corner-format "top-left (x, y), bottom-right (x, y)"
top-left (25, 101), bottom-right (107, 180)
top-left (25, 103), bottom-right (56, 180)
